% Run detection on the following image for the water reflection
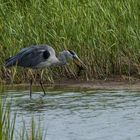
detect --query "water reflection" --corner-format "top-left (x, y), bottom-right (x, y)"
top-left (1, 89), bottom-right (140, 140)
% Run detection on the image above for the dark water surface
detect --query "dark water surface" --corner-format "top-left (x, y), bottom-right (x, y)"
top-left (1, 88), bottom-right (140, 140)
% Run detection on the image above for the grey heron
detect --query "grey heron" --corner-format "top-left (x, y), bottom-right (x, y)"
top-left (5, 45), bottom-right (87, 98)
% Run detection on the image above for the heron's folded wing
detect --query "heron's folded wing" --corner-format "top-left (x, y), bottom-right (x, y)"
top-left (17, 47), bottom-right (50, 68)
top-left (5, 45), bottom-right (53, 68)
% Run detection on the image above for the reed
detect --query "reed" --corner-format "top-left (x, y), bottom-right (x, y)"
top-left (0, 0), bottom-right (140, 83)
top-left (0, 99), bottom-right (45, 140)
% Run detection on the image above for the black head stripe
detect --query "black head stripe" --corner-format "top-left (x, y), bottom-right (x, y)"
top-left (43, 50), bottom-right (50, 59)
top-left (68, 50), bottom-right (75, 55)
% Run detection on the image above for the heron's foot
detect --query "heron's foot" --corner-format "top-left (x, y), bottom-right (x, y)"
top-left (30, 92), bottom-right (32, 99)
top-left (39, 94), bottom-right (45, 98)
top-left (42, 89), bottom-right (46, 97)
top-left (43, 92), bottom-right (46, 96)
top-left (42, 90), bottom-right (46, 96)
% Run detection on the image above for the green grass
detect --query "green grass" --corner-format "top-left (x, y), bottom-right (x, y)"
top-left (0, 0), bottom-right (140, 83)
top-left (0, 99), bottom-right (45, 140)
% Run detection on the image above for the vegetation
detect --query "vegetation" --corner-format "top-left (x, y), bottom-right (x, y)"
top-left (0, 0), bottom-right (140, 83)
top-left (0, 99), bottom-right (45, 140)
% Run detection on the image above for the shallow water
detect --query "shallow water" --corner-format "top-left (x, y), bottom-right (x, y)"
top-left (1, 89), bottom-right (140, 140)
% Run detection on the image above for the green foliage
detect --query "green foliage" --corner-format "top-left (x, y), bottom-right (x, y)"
top-left (0, 99), bottom-right (45, 140)
top-left (0, 99), bottom-right (16, 140)
top-left (0, 0), bottom-right (140, 82)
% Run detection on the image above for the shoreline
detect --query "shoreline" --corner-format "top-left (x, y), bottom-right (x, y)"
top-left (2, 77), bottom-right (140, 90)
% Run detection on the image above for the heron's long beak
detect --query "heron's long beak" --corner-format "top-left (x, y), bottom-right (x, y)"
top-left (73, 56), bottom-right (87, 69)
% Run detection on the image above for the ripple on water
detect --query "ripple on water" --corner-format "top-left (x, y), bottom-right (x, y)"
top-left (1, 89), bottom-right (140, 140)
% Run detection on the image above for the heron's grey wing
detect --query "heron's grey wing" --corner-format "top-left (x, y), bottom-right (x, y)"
top-left (5, 45), bottom-right (53, 68)
top-left (17, 46), bottom-right (51, 68)
top-left (5, 47), bottom-right (35, 67)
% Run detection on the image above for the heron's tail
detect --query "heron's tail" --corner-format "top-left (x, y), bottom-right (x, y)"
top-left (4, 56), bottom-right (17, 67)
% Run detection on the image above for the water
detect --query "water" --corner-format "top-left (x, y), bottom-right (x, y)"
top-left (1, 89), bottom-right (140, 140)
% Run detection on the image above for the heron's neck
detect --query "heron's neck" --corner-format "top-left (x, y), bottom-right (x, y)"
top-left (57, 51), bottom-right (68, 66)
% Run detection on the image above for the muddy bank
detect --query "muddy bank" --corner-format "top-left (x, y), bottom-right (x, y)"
top-left (57, 80), bottom-right (140, 90)
top-left (53, 77), bottom-right (140, 90)
top-left (3, 76), bottom-right (140, 90)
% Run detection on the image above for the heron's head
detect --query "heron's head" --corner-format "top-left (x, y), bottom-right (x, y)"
top-left (66, 50), bottom-right (87, 69)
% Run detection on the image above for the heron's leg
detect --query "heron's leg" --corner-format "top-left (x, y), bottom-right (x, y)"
top-left (40, 70), bottom-right (46, 95)
top-left (29, 78), bottom-right (33, 98)
top-left (28, 69), bottom-right (34, 98)
top-left (39, 80), bottom-right (46, 95)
